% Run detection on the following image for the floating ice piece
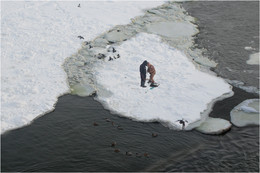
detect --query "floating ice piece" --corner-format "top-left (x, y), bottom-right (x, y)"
top-left (94, 33), bottom-right (232, 130)
top-left (244, 46), bottom-right (256, 51)
top-left (246, 52), bottom-right (259, 65)
top-left (230, 99), bottom-right (259, 127)
top-left (196, 117), bottom-right (232, 135)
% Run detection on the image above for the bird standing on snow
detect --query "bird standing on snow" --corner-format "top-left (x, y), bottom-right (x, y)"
top-left (176, 119), bottom-right (188, 130)
top-left (78, 36), bottom-right (84, 39)
top-left (78, 4), bottom-right (81, 7)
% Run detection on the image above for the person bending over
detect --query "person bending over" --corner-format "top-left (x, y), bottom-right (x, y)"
top-left (147, 62), bottom-right (156, 85)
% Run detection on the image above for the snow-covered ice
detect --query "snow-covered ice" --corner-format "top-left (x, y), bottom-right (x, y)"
top-left (94, 33), bottom-right (232, 130)
top-left (1, 1), bottom-right (165, 133)
top-left (230, 99), bottom-right (259, 127)
top-left (196, 117), bottom-right (232, 135)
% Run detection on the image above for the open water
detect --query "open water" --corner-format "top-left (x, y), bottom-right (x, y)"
top-left (183, 1), bottom-right (259, 90)
top-left (1, 1), bottom-right (259, 172)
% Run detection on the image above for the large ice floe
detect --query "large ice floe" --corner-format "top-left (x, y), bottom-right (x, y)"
top-left (94, 33), bottom-right (232, 130)
top-left (1, 1), bottom-right (165, 133)
top-left (230, 99), bottom-right (259, 127)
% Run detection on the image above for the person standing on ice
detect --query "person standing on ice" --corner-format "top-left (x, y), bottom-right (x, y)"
top-left (139, 60), bottom-right (148, 87)
top-left (147, 62), bottom-right (156, 85)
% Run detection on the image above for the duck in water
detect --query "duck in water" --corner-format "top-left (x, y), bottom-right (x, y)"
top-left (176, 119), bottom-right (188, 130)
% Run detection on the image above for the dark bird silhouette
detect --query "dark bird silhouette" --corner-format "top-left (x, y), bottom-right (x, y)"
top-left (93, 122), bottom-right (99, 126)
top-left (144, 153), bottom-right (149, 158)
top-left (105, 118), bottom-right (111, 122)
top-left (97, 53), bottom-right (106, 59)
top-left (126, 152), bottom-right (132, 156)
top-left (111, 142), bottom-right (116, 147)
top-left (117, 125), bottom-right (123, 130)
top-left (78, 4), bottom-right (80, 7)
top-left (112, 47), bottom-right (116, 53)
top-left (109, 57), bottom-right (113, 61)
top-left (117, 54), bottom-right (120, 58)
top-left (176, 119), bottom-right (188, 130)
top-left (114, 149), bottom-right (120, 153)
top-left (136, 153), bottom-right (142, 158)
top-left (78, 36), bottom-right (84, 39)
top-left (152, 133), bottom-right (158, 137)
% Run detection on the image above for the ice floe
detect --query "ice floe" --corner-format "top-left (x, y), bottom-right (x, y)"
top-left (94, 33), bottom-right (232, 130)
top-left (230, 99), bottom-right (259, 127)
top-left (196, 117), bottom-right (232, 135)
top-left (1, 1), bottom-right (165, 133)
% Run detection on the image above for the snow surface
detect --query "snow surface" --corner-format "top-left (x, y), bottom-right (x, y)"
top-left (1, 1), bottom-right (165, 133)
top-left (94, 33), bottom-right (232, 130)
top-left (196, 117), bottom-right (232, 135)
top-left (230, 99), bottom-right (259, 127)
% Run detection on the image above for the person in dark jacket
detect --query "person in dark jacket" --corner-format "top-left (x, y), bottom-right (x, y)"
top-left (139, 60), bottom-right (148, 87)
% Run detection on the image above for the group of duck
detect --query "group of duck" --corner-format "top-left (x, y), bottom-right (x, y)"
top-left (93, 118), bottom-right (159, 158)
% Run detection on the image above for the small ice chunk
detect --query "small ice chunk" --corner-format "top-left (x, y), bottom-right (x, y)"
top-left (94, 33), bottom-right (232, 130)
top-left (196, 117), bottom-right (232, 135)
top-left (230, 99), bottom-right (259, 127)
top-left (244, 46), bottom-right (255, 51)
top-left (246, 52), bottom-right (259, 65)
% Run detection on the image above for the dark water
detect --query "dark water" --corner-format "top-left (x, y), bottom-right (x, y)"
top-left (1, 87), bottom-right (259, 172)
top-left (183, 1), bottom-right (259, 88)
top-left (1, 1), bottom-right (259, 172)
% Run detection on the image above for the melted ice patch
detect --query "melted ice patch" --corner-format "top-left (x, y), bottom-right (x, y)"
top-left (146, 21), bottom-right (198, 38)
top-left (94, 33), bottom-right (232, 130)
